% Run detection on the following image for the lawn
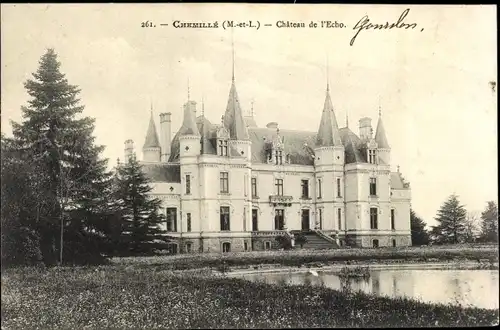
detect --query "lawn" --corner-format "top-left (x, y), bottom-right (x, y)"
top-left (1, 265), bottom-right (498, 329)
top-left (111, 244), bottom-right (499, 271)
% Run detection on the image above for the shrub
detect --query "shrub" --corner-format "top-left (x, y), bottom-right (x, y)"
top-left (275, 235), bottom-right (293, 250)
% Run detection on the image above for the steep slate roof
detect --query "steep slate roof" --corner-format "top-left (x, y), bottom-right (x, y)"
top-left (198, 116), bottom-right (217, 155)
top-left (339, 127), bottom-right (367, 163)
top-left (168, 116), bottom-right (242, 162)
top-left (374, 116), bottom-right (390, 149)
top-left (390, 172), bottom-right (406, 189)
top-left (316, 89), bottom-right (343, 147)
top-left (223, 80), bottom-right (250, 140)
top-left (143, 111), bottom-right (161, 149)
top-left (142, 163), bottom-right (181, 183)
top-left (248, 127), bottom-right (316, 165)
top-left (244, 116), bottom-right (258, 128)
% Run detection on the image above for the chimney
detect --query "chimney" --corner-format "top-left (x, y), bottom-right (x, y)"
top-left (359, 117), bottom-right (373, 141)
top-left (160, 112), bottom-right (172, 162)
top-left (124, 139), bottom-right (135, 161)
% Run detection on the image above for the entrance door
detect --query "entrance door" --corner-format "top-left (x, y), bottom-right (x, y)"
top-left (301, 209), bottom-right (310, 231)
top-left (275, 209), bottom-right (284, 230)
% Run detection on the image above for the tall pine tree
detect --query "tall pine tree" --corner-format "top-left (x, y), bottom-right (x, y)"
top-left (6, 48), bottom-right (112, 265)
top-left (431, 194), bottom-right (468, 244)
top-left (410, 209), bottom-right (429, 246)
top-left (113, 155), bottom-right (166, 254)
top-left (479, 201), bottom-right (498, 243)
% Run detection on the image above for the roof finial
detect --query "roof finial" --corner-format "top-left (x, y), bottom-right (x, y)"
top-left (187, 78), bottom-right (190, 101)
top-left (251, 99), bottom-right (255, 117)
top-left (326, 52), bottom-right (330, 92)
top-left (202, 95), bottom-right (205, 116)
top-left (231, 27), bottom-right (235, 82)
top-left (397, 165), bottom-right (400, 173)
top-left (346, 111), bottom-right (349, 128)
top-left (378, 96), bottom-right (382, 117)
top-left (150, 98), bottom-right (153, 113)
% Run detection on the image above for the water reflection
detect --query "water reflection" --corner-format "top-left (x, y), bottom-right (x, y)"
top-left (239, 269), bottom-right (499, 309)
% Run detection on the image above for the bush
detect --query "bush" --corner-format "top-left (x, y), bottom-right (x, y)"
top-left (1, 226), bottom-right (43, 268)
top-left (275, 235), bottom-right (293, 250)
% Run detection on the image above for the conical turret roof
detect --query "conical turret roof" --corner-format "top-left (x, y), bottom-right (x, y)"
top-left (316, 88), bottom-right (342, 147)
top-left (179, 101), bottom-right (200, 137)
top-left (143, 111), bottom-right (161, 149)
top-left (223, 80), bottom-right (249, 140)
top-left (375, 113), bottom-right (390, 149)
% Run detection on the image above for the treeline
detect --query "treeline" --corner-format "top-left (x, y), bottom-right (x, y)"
top-left (1, 49), bottom-right (168, 268)
top-left (410, 195), bottom-right (498, 246)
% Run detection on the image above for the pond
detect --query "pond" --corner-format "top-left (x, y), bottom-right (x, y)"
top-left (235, 268), bottom-right (499, 309)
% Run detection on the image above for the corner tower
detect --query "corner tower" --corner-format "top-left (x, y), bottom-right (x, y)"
top-left (313, 76), bottom-right (345, 232)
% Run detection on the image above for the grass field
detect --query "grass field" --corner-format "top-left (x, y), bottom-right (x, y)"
top-left (111, 244), bottom-right (499, 271)
top-left (2, 265), bottom-right (498, 329)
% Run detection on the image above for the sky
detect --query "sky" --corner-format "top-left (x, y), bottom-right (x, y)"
top-left (1, 4), bottom-right (497, 226)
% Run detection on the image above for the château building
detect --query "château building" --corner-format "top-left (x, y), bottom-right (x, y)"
top-left (122, 65), bottom-right (412, 254)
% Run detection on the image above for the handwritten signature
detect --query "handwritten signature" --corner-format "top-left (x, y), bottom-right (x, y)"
top-left (350, 8), bottom-right (422, 46)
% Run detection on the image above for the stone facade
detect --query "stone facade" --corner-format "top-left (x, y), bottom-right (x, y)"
top-left (122, 71), bottom-right (413, 253)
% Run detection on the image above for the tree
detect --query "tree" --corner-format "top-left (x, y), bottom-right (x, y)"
top-left (410, 209), bottom-right (429, 246)
top-left (464, 211), bottom-right (481, 243)
top-left (113, 155), bottom-right (166, 254)
top-left (275, 234), bottom-right (292, 250)
top-left (479, 201), bottom-right (498, 243)
top-left (431, 194), bottom-right (468, 244)
top-left (5, 48), bottom-right (112, 266)
top-left (1, 135), bottom-right (43, 266)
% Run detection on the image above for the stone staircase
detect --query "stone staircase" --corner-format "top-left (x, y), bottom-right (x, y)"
top-left (294, 230), bottom-right (340, 250)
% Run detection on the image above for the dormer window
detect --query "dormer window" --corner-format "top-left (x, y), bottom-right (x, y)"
top-left (216, 120), bottom-right (230, 157)
top-left (218, 139), bottom-right (228, 156)
top-left (276, 150), bottom-right (283, 165)
top-left (368, 149), bottom-right (377, 164)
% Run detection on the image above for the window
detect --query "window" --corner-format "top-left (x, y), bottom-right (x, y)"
top-left (265, 241), bottom-right (271, 250)
top-left (301, 209), bottom-right (310, 231)
top-left (187, 213), bottom-right (192, 232)
top-left (301, 179), bottom-right (309, 198)
top-left (220, 172), bottom-right (229, 193)
top-left (318, 208), bottom-right (323, 230)
top-left (275, 150), bottom-right (283, 165)
top-left (166, 208), bottom-right (177, 232)
top-left (337, 178), bottom-right (342, 197)
top-left (368, 149), bottom-right (377, 164)
top-left (252, 209), bottom-right (258, 231)
top-left (222, 242), bottom-right (231, 253)
top-left (391, 209), bottom-right (395, 230)
top-left (275, 209), bottom-right (284, 230)
top-left (185, 174), bottom-right (191, 195)
top-left (275, 179), bottom-right (284, 196)
top-left (318, 178), bottom-right (322, 199)
top-left (369, 178), bottom-right (377, 196)
top-left (243, 207), bottom-right (247, 231)
top-left (251, 178), bottom-right (258, 198)
top-left (373, 239), bottom-right (379, 248)
top-left (186, 243), bottom-right (192, 253)
top-left (220, 206), bottom-right (230, 231)
top-left (337, 208), bottom-right (342, 230)
top-left (392, 239), bottom-right (397, 247)
top-left (218, 140), bottom-right (228, 156)
top-left (370, 207), bottom-right (378, 229)
top-left (244, 242), bottom-right (248, 251)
